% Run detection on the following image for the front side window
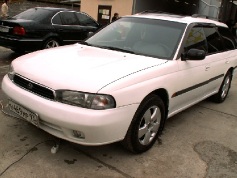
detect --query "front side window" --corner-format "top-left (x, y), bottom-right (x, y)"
top-left (184, 27), bottom-right (207, 52)
top-left (86, 17), bottom-right (186, 59)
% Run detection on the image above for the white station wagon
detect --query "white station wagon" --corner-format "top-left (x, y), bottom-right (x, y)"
top-left (2, 12), bottom-right (237, 153)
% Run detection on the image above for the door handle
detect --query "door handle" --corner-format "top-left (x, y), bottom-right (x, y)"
top-left (225, 61), bottom-right (230, 64)
top-left (205, 66), bottom-right (210, 71)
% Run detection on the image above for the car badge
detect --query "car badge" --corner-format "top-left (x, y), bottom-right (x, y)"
top-left (27, 83), bottom-right (33, 90)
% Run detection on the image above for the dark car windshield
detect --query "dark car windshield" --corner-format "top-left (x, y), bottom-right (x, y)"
top-left (13, 8), bottom-right (55, 23)
top-left (86, 17), bottom-right (186, 59)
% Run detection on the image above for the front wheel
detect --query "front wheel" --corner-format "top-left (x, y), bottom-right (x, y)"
top-left (43, 38), bottom-right (60, 49)
top-left (121, 94), bottom-right (166, 153)
top-left (210, 71), bottom-right (232, 103)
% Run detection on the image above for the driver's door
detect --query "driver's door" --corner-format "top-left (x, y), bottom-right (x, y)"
top-left (172, 26), bottom-right (212, 112)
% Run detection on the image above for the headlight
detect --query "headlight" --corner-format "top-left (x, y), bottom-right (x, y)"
top-left (8, 64), bottom-right (15, 80)
top-left (56, 90), bottom-right (116, 110)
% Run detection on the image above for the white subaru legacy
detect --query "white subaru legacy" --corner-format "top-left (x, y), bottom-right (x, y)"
top-left (2, 12), bottom-right (237, 153)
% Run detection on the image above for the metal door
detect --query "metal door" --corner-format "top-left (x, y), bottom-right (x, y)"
top-left (97, 5), bottom-right (112, 27)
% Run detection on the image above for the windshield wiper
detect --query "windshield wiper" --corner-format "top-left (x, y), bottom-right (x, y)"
top-left (79, 43), bottom-right (135, 54)
top-left (78, 41), bottom-right (92, 46)
top-left (99, 46), bottom-right (135, 54)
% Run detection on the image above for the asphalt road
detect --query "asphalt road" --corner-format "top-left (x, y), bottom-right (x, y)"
top-left (0, 45), bottom-right (237, 177)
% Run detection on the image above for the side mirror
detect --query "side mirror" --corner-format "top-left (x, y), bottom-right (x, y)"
top-left (181, 49), bottom-right (206, 61)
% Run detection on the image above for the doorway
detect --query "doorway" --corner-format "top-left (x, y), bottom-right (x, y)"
top-left (97, 5), bottom-right (112, 26)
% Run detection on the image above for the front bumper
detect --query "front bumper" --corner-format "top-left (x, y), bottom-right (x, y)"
top-left (0, 35), bottom-right (43, 51)
top-left (2, 75), bottom-right (138, 145)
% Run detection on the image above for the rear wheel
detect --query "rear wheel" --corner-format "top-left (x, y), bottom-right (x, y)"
top-left (43, 38), bottom-right (60, 49)
top-left (210, 71), bottom-right (232, 103)
top-left (121, 94), bottom-right (166, 153)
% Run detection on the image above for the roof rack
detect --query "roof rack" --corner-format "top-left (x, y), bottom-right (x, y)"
top-left (138, 10), bottom-right (177, 15)
top-left (192, 14), bottom-right (219, 21)
top-left (139, 10), bottom-right (163, 14)
top-left (192, 14), bottom-right (208, 18)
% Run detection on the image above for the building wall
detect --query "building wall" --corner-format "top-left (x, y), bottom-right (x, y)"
top-left (198, 0), bottom-right (221, 19)
top-left (81, 0), bottom-right (133, 21)
top-left (134, 0), bottom-right (199, 15)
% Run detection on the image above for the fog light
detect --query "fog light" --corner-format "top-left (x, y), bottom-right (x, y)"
top-left (72, 130), bottom-right (85, 139)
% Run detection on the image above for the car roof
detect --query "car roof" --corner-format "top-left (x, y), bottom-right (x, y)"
top-left (33, 7), bottom-right (71, 12)
top-left (126, 12), bottom-right (227, 28)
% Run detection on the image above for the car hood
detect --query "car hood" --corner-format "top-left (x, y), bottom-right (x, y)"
top-left (13, 44), bottom-right (168, 93)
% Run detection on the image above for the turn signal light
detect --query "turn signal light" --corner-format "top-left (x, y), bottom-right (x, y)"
top-left (13, 26), bottom-right (26, 35)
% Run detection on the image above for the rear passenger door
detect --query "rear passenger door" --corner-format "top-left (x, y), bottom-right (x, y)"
top-left (217, 27), bottom-right (237, 74)
top-left (203, 26), bottom-right (236, 93)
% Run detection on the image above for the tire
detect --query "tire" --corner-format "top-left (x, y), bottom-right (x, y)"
top-left (121, 94), bottom-right (166, 153)
top-left (210, 71), bottom-right (232, 103)
top-left (43, 38), bottom-right (60, 49)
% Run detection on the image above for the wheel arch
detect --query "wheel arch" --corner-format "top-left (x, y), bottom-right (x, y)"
top-left (42, 36), bottom-right (62, 49)
top-left (139, 88), bottom-right (169, 120)
top-left (228, 67), bottom-right (234, 79)
top-left (42, 33), bottom-right (62, 45)
top-left (151, 88), bottom-right (169, 118)
top-left (121, 88), bottom-right (169, 153)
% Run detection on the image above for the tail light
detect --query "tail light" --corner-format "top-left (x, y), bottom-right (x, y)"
top-left (13, 26), bottom-right (26, 35)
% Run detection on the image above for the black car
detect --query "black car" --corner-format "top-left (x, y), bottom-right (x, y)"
top-left (0, 7), bottom-right (101, 52)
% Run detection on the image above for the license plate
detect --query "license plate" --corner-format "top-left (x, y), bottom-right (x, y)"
top-left (0, 26), bottom-right (9, 33)
top-left (8, 100), bottom-right (39, 127)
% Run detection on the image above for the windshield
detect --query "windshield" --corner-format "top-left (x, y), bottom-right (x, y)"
top-left (86, 17), bottom-right (186, 59)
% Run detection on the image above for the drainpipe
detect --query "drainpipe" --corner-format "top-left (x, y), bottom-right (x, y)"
top-left (132, 0), bottom-right (137, 14)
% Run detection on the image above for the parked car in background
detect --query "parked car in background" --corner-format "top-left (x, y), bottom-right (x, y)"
top-left (0, 7), bottom-right (101, 53)
top-left (2, 12), bottom-right (237, 153)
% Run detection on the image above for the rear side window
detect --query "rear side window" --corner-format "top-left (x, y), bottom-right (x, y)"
top-left (203, 27), bottom-right (224, 54)
top-left (218, 27), bottom-right (236, 50)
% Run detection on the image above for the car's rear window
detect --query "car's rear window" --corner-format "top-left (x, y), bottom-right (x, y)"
top-left (13, 8), bottom-right (55, 23)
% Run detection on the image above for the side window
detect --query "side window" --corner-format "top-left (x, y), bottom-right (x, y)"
top-left (76, 13), bottom-right (98, 27)
top-left (60, 12), bottom-right (79, 25)
top-left (52, 13), bottom-right (62, 25)
top-left (218, 27), bottom-right (236, 50)
top-left (184, 27), bottom-right (207, 52)
top-left (203, 27), bottom-right (224, 54)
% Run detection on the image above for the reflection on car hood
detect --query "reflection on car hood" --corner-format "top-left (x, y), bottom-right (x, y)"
top-left (12, 44), bottom-right (167, 93)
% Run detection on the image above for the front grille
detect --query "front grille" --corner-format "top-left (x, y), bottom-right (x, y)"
top-left (13, 74), bottom-right (55, 100)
